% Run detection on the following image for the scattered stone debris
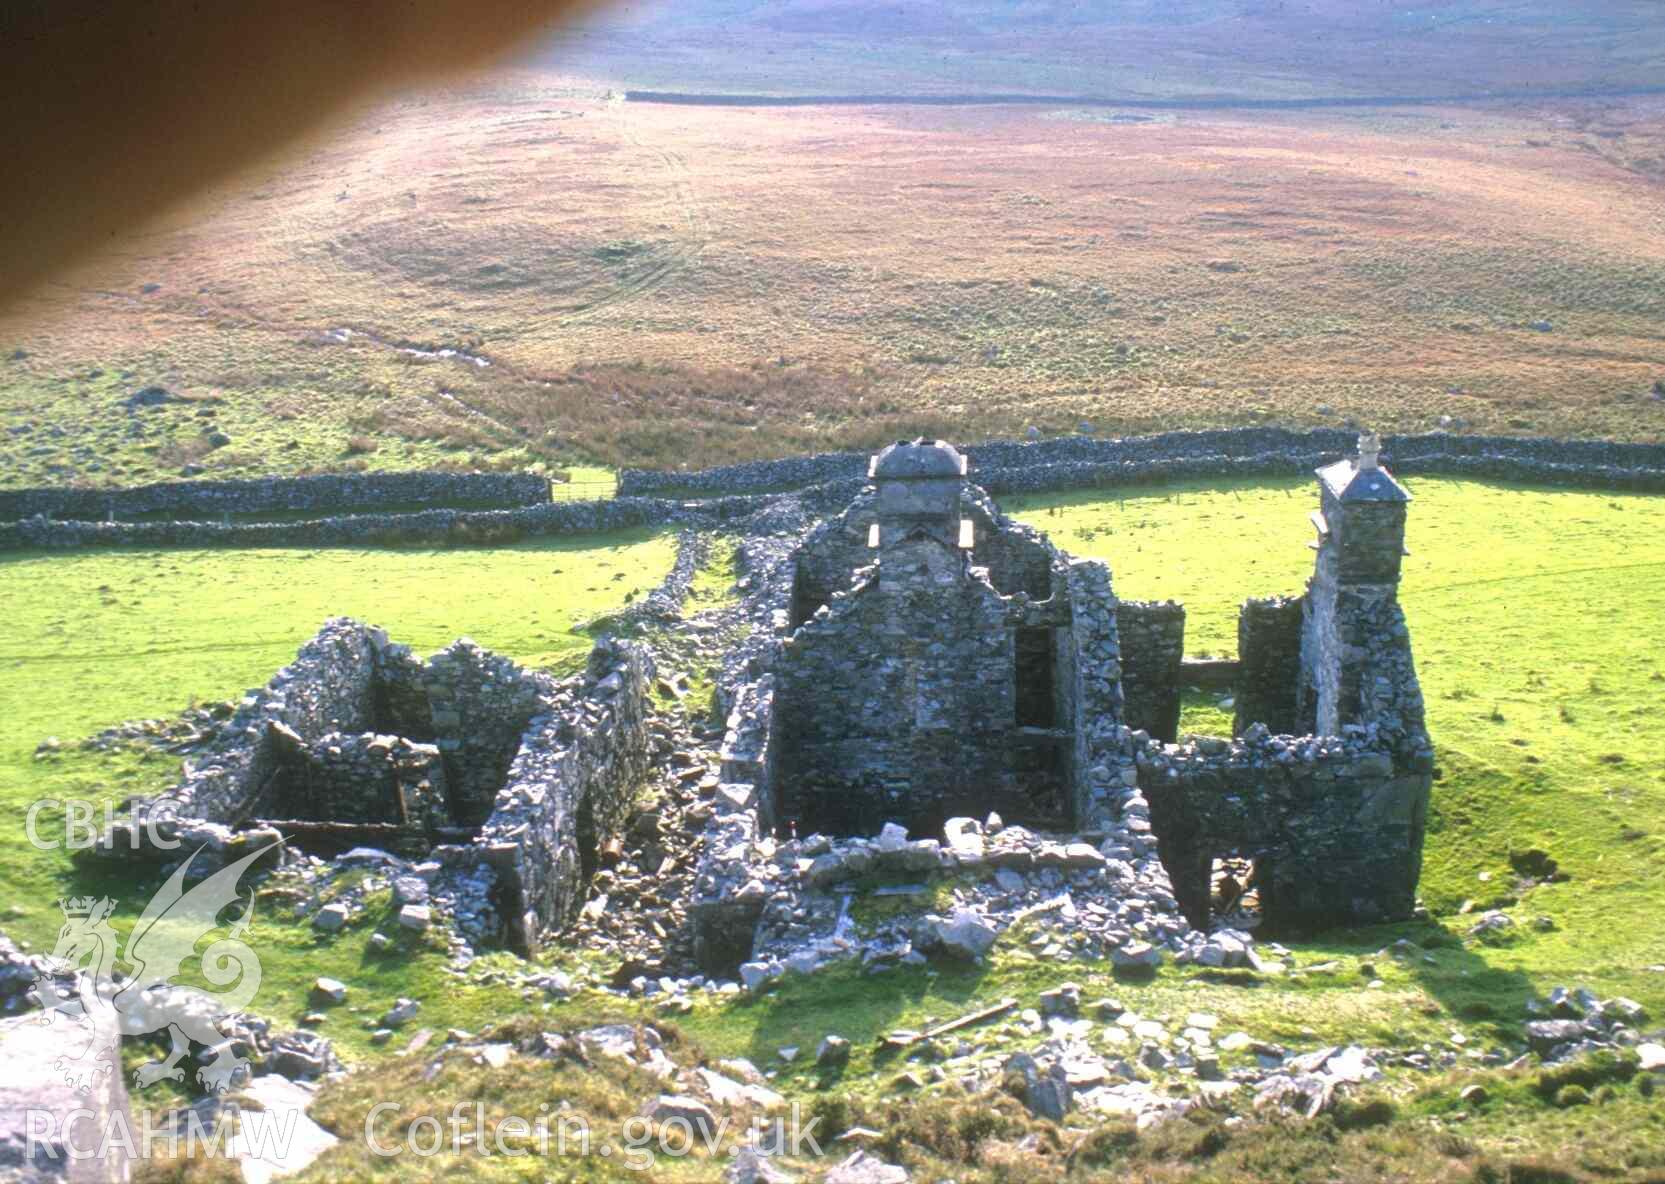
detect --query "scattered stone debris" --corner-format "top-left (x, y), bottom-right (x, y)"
top-left (816, 1035), bottom-right (851, 1069)
top-left (824, 1149), bottom-right (910, 1184)
top-left (1524, 985), bottom-right (1651, 1062)
top-left (726, 1146), bottom-right (798, 1183)
top-left (642, 1094), bottom-right (718, 1139)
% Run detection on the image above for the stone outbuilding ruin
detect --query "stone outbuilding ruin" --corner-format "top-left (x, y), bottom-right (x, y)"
top-left (93, 621), bottom-right (655, 953)
top-left (772, 438), bottom-right (1127, 838)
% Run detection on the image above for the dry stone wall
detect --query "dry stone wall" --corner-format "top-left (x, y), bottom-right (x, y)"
top-left (1, 495), bottom-right (716, 551)
top-left (621, 429), bottom-right (1665, 498)
top-left (9, 429), bottom-right (1664, 553)
top-left (0, 470), bottom-right (549, 521)
top-left (1064, 559), bottom-right (1136, 826)
top-left (467, 638), bottom-right (655, 950)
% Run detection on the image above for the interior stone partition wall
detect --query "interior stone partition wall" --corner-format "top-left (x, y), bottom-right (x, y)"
top-left (1116, 601), bottom-right (1186, 743)
top-left (1233, 596), bottom-right (1306, 736)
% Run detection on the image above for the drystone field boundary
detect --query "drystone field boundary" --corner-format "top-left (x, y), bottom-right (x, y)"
top-left (5, 429), bottom-right (1664, 552)
top-left (618, 429), bottom-right (1665, 497)
top-left (0, 470), bottom-right (551, 522)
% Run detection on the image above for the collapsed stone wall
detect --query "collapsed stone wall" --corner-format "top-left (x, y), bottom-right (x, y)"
top-left (609, 531), bottom-right (711, 628)
top-left (718, 675), bottom-right (776, 835)
top-left (1233, 596), bottom-right (1305, 736)
top-left (1139, 725), bottom-right (1432, 933)
top-left (0, 470), bottom-right (550, 522)
top-left (968, 489), bottom-right (1059, 600)
top-left (157, 623), bottom-right (566, 838)
top-left (166, 619), bottom-right (384, 825)
top-left (1116, 601), bottom-right (1186, 744)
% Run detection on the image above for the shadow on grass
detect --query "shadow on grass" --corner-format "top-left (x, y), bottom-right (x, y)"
top-left (730, 956), bottom-right (995, 1089)
top-left (1281, 913), bottom-right (1540, 1043)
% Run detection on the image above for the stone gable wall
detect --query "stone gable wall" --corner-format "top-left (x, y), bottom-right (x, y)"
top-left (773, 540), bottom-right (1023, 836)
top-left (169, 618), bottom-right (383, 824)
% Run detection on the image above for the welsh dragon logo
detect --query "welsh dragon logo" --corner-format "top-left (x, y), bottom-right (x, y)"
top-left (29, 841), bottom-right (278, 1094)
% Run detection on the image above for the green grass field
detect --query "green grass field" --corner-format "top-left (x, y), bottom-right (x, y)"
top-left (0, 531), bottom-right (676, 1066)
top-left (3, 476), bottom-right (1664, 1180)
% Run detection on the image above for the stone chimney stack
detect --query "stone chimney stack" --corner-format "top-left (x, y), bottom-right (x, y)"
top-left (1301, 432), bottom-right (1414, 736)
top-left (1314, 431), bottom-right (1410, 589)
top-left (868, 438), bottom-right (969, 552)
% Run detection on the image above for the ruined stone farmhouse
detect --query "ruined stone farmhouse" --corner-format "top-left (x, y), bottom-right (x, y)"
top-left (718, 434), bottom-right (1433, 944)
top-left (97, 434), bottom-right (1432, 965)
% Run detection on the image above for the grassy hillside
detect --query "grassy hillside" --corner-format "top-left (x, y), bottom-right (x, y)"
top-left (2, 85), bottom-right (1662, 488)
top-left (0, 479), bottom-right (1660, 1181)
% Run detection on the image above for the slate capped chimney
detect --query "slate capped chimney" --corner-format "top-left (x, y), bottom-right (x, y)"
top-left (1313, 431), bottom-right (1411, 587)
top-left (868, 437), bottom-right (970, 551)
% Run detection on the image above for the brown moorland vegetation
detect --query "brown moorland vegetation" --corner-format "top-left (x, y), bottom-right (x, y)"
top-left (2, 78), bottom-right (1662, 485)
